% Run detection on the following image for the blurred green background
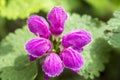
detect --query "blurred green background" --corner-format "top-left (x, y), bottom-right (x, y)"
top-left (1, 0), bottom-right (120, 40)
top-left (0, 0), bottom-right (120, 80)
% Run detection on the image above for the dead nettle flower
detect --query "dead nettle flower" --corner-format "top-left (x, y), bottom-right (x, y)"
top-left (25, 6), bottom-right (92, 80)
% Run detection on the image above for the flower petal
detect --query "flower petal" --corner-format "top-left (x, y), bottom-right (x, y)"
top-left (42, 53), bottom-right (64, 77)
top-left (60, 47), bottom-right (84, 72)
top-left (27, 15), bottom-right (51, 38)
top-left (25, 38), bottom-right (52, 58)
top-left (47, 6), bottom-right (68, 36)
top-left (62, 30), bottom-right (91, 52)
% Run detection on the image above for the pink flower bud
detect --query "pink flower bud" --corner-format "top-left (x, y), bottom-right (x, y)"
top-left (25, 38), bottom-right (52, 59)
top-left (42, 53), bottom-right (63, 77)
top-left (62, 30), bottom-right (91, 52)
top-left (27, 15), bottom-right (51, 38)
top-left (47, 6), bottom-right (68, 36)
top-left (60, 47), bottom-right (84, 72)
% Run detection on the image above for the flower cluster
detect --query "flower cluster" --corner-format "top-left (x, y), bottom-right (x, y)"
top-left (25, 6), bottom-right (91, 80)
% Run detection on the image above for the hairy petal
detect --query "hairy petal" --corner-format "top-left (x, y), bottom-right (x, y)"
top-left (60, 47), bottom-right (84, 72)
top-left (27, 15), bottom-right (51, 38)
top-left (25, 38), bottom-right (52, 59)
top-left (47, 6), bottom-right (68, 36)
top-left (62, 30), bottom-right (91, 52)
top-left (42, 53), bottom-right (64, 77)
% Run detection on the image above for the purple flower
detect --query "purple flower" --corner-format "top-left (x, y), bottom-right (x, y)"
top-left (27, 15), bottom-right (51, 38)
top-left (62, 30), bottom-right (91, 52)
top-left (25, 38), bottom-right (52, 60)
top-left (25, 6), bottom-right (92, 80)
top-left (42, 53), bottom-right (63, 78)
top-left (48, 6), bottom-right (68, 36)
top-left (60, 47), bottom-right (84, 72)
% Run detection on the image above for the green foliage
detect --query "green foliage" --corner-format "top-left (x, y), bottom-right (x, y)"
top-left (85, 0), bottom-right (120, 16)
top-left (0, 0), bottom-right (120, 79)
top-left (54, 0), bottom-right (81, 12)
top-left (1, 0), bottom-right (120, 20)
top-left (0, 0), bottom-right (55, 19)
top-left (0, 0), bottom-right (6, 11)
top-left (0, 0), bottom-right (81, 20)
top-left (0, 14), bottom-right (112, 80)
top-left (105, 9), bottom-right (120, 48)
top-left (64, 14), bottom-right (112, 79)
top-left (0, 26), bottom-right (37, 80)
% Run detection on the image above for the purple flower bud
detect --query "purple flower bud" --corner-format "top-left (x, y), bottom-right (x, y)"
top-left (62, 30), bottom-right (91, 52)
top-left (42, 53), bottom-right (63, 77)
top-left (27, 15), bottom-right (51, 38)
top-left (47, 6), bottom-right (68, 36)
top-left (44, 74), bottom-right (50, 80)
top-left (25, 38), bottom-right (52, 59)
top-left (29, 55), bottom-right (36, 61)
top-left (60, 47), bottom-right (84, 72)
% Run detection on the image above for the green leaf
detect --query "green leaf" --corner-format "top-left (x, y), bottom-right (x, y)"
top-left (0, 26), bottom-right (37, 80)
top-left (64, 14), bottom-right (111, 79)
top-left (0, 0), bottom-right (55, 19)
top-left (0, 0), bottom-right (82, 20)
top-left (104, 9), bottom-right (120, 48)
top-left (0, 14), bottom-right (112, 80)
top-left (0, 0), bottom-right (6, 11)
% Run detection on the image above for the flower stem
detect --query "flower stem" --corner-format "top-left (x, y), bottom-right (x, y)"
top-left (34, 59), bottom-right (44, 80)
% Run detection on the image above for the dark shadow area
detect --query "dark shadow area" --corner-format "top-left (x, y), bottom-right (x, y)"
top-left (0, 11), bottom-right (47, 41)
top-left (55, 68), bottom-right (84, 80)
top-left (5, 11), bottom-right (47, 34)
top-left (70, 0), bottom-right (113, 22)
top-left (95, 50), bottom-right (120, 80)
top-left (5, 19), bottom-right (26, 34)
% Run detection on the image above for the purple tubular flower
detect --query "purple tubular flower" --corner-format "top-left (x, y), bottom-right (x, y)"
top-left (42, 53), bottom-right (63, 78)
top-left (62, 30), bottom-right (91, 52)
top-left (27, 15), bottom-right (51, 38)
top-left (25, 38), bottom-right (52, 59)
top-left (47, 6), bottom-right (68, 36)
top-left (60, 47), bottom-right (84, 72)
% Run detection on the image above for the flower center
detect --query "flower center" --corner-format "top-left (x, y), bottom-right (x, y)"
top-left (49, 36), bottom-right (61, 54)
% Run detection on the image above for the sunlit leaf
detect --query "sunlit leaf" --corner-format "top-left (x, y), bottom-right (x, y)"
top-left (105, 9), bottom-right (120, 48)
top-left (0, 26), bottom-right (37, 80)
top-left (64, 14), bottom-right (111, 79)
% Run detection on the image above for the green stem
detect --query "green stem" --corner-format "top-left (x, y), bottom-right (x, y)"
top-left (34, 59), bottom-right (44, 80)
